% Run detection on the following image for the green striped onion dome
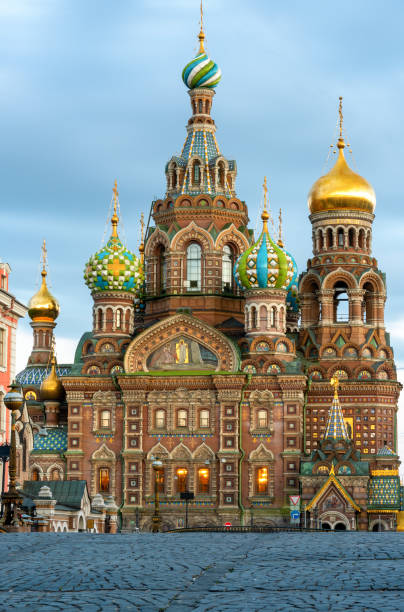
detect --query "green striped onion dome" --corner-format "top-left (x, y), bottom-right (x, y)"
top-left (84, 235), bottom-right (143, 294)
top-left (234, 223), bottom-right (296, 291)
top-left (182, 52), bottom-right (222, 89)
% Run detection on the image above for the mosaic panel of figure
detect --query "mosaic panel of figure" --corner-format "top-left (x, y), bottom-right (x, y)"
top-left (146, 336), bottom-right (218, 371)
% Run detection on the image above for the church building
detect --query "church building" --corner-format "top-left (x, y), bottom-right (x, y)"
top-left (15, 12), bottom-right (402, 532)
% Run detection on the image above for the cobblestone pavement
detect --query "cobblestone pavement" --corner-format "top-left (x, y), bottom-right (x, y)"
top-left (0, 532), bottom-right (403, 611)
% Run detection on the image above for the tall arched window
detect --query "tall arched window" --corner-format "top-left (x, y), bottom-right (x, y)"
top-left (327, 228), bottom-right (333, 249)
top-left (348, 228), bottom-right (355, 247)
top-left (363, 282), bottom-right (375, 324)
top-left (156, 245), bottom-right (167, 293)
top-left (176, 468), bottom-right (188, 493)
top-left (218, 161), bottom-right (225, 187)
top-left (32, 468), bottom-right (40, 481)
top-left (193, 161), bottom-right (201, 185)
top-left (98, 309), bottom-right (103, 331)
top-left (251, 307), bottom-right (258, 329)
top-left (99, 468), bottom-right (110, 492)
top-left (257, 409), bottom-right (268, 428)
top-left (99, 410), bottom-right (111, 429)
top-left (198, 467), bottom-right (210, 493)
top-left (319, 230), bottom-right (324, 250)
top-left (358, 229), bottom-right (365, 249)
top-left (187, 243), bottom-right (202, 291)
top-left (334, 282), bottom-right (349, 322)
top-left (256, 467), bottom-right (268, 494)
top-left (116, 309), bottom-right (123, 329)
top-left (337, 228), bottom-right (344, 247)
top-left (222, 245), bottom-right (233, 291)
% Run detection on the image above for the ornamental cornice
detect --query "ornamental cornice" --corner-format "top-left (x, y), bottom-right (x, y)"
top-left (310, 210), bottom-right (374, 223)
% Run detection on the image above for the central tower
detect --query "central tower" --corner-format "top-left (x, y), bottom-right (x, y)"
top-left (144, 14), bottom-right (252, 332)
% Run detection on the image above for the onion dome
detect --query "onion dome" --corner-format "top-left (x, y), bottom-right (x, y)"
top-left (234, 179), bottom-right (297, 291)
top-left (182, 9), bottom-right (221, 89)
top-left (28, 240), bottom-right (60, 322)
top-left (40, 353), bottom-right (64, 402)
top-left (308, 98), bottom-right (376, 215)
top-left (84, 181), bottom-right (144, 294)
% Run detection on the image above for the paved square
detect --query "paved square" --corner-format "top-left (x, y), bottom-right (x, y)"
top-left (0, 532), bottom-right (403, 611)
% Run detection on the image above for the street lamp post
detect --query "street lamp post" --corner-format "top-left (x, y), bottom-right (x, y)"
top-left (0, 381), bottom-right (24, 529)
top-left (151, 457), bottom-right (163, 533)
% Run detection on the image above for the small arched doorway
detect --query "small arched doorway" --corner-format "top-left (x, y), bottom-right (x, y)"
top-left (334, 522), bottom-right (347, 531)
top-left (321, 522), bottom-right (331, 530)
top-left (78, 515), bottom-right (85, 532)
top-left (372, 522), bottom-right (385, 532)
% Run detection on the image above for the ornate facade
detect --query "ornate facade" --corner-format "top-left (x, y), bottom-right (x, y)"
top-left (15, 16), bottom-right (403, 532)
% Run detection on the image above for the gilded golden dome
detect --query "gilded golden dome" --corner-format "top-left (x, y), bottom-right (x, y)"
top-left (28, 269), bottom-right (60, 321)
top-left (308, 140), bottom-right (376, 215)
top-left (308, 98), bottom-right (376, 215)
top-left (40, 354), bottom-right (64, 402)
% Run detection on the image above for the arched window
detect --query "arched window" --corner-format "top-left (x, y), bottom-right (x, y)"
top-left (222, 245), bottom-right (234, 291)
top-left (251, 307), bottom-right (258, 329)
top-left (337, 228), bottom-right (344, 247)
top-left (199, 409), bottom-right (210, 428)
top-left (176, 467), bottom-right (188, 493)
top-left (327, 228), bottom-right (333, 249)
top-left (99, 468), bottom-right (110, 492)
top-left (177, 409), bottom-right (188, 428)
top-left (363, 282), bottom-right (375, 324)
top-left (257, 410), bottom-right (268, 428)
top-left (32, 468), bottom-right (40, 481)
top-left (319, 230), bottom-right (324, 250)
top-left (348, 228), bottom-right (355, 247)
top-left (270, 306), bottom-right (277, 328)
top-left (256, 467), bottom-right (268, 494)
top-left (51, 468), bottom-right (61, 481)
top-left (187, 243), bottom-right (202, 291)
top-left (198, 99), bottom-right (203, 113)
top-left (193, 161), bottom-right (201, 185)
top-left (98, 309), bottom-right (103, 331)
top-left (155, 467), bottom-right (165, 493)
top-left (259, 305), bottom-right (268, 329)
top-left (99, 410), bottom-right (111, 429)
top-left (155, 409), bottom-right (166, 429)
top-left (358, 229), bottom-right (365, 249)
top-left (334, 282), bottom-right (349, 322)
top-left (198, 467), bottom-right (210, 493)
top-left (366, 232), bottom-right (371, 251)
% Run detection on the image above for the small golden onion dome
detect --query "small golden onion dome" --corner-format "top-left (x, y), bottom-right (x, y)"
top-left (40, 355), bottom-right (64, 402)
top-left (28, 269), bottom-right (60, 321)
top-left (308, 138), bottom-right (376, 215)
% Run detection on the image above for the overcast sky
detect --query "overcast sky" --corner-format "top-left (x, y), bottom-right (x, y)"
top-left (2, 1), bottom-right (403, 460)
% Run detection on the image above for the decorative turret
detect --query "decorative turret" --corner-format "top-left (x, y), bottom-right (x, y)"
top-left (84, 181), bottom-right (143, 339)
top-left (27, 241), bottom-right (59, 365)
top-left (234, 178), bottom-right (297, 337)
top-left (323, 377), bottom-right (349, 441)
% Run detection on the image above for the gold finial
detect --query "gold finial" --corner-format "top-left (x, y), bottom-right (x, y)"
top-left (261, 176), bottom-right (269, 227)
top-left (198, 0), bottom-right (205, 54)
top-left (329, 463), bottom-right (335, 475)
top-left (41, 239), bottom-right (48, 279)
top-left (330, 375), bottom-right (339, 399)
top-left (139, 212), bottom-right (145, 263)
top-left (111, 179), bottom-right (119, 238)
top-left (337, 96), bottom-right (345, 150)
top-left (277, 208), bottom-right (284, 247)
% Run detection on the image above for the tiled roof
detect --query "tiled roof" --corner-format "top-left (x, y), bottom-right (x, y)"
top-left (368, 476), bottom-right (401, 509)
top-left (16, 365), bottom-right (71, 385)
top-left (23, 480), bottom-right (87, 510)
top-left (377, 445), bottom-right (397, 456)
top-left (33, 428), bottom-right (67, 452)
top-left (324, 395), bottom-right (349, 441)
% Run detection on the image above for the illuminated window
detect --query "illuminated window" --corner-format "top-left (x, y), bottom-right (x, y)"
top-left (99, 468), bottom-right (110, 492)
top-left (187, 243), bottom-right (202, 290)
top-left (256, 467), bottom-right (268, 494)
top-left (257, 410), bottom-right (268, 428)
top-left (99, 410), bottom-right (111, 429)
top-left (155, 410), bottom-right (166, 429)
top-left (199, 409), bottom-right (210, 428)
top-left (155, 468), bottom-right (165, 493)
top-left (198, 468), bottom-right (210, 493)
top-left (177, 410), bottom-right (188, 428)
top-left (176, 468), bottom-right (188, 493)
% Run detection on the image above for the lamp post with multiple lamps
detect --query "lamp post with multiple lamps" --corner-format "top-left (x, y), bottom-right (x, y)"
top-left (151, 457), bottom-right (163, 533)
top-left (0, 381), bottom-right (24, 529)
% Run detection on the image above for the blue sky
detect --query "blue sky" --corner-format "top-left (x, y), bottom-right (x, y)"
top-left (2, 0), bottom-right (404, 456)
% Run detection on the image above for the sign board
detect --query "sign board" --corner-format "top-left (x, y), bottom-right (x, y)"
top-left (289, 495), bottom-right (300, 507)
top-left (290, 510), bottom-right (300, 521)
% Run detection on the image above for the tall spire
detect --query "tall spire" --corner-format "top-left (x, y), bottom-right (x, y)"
top-left (198, 0), bottom-right (205, 53)
top-left (261, 176), bottom-right (269, 230)
top-left (337, 96), bottom-right (345, 150)
top-left (323, 376), bottom-right (350, 440)
top-left (111, 180), bottom-right (119, 238)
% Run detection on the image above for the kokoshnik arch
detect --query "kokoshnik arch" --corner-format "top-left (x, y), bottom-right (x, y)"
top-left (14, 7), bottom-right (402, 532)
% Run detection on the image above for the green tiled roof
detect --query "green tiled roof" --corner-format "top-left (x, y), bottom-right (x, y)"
top-left (33, 428), bottom-right (67, 452)
top-left (23, 480), bottom-right (87, 510)
top-left (368, 476), bottom-right (401, 509)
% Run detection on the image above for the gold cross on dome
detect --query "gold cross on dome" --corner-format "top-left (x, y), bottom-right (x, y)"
top-left (108, 257), bottom-right (126, 276)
